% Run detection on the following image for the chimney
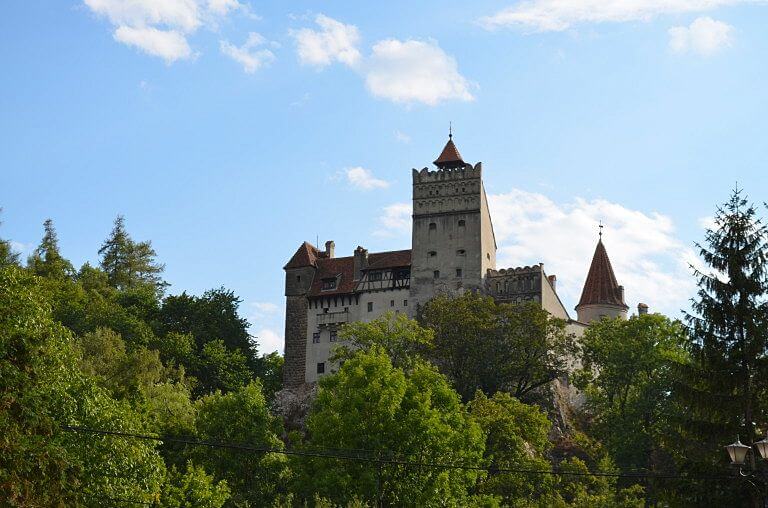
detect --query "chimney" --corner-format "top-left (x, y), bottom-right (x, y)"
top-left (619, 285), bottom-right (625, 304)
top-left (548, 274), bottom-right (557, 292)
top-left (638, 303), bottom-right (649, 316)
top-left (325, 240), bottom-right (335, 258)
top-left (353, 246), bottom-right (368, 280)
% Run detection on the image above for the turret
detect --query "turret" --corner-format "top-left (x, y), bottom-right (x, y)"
top-left (575, 234), bottom-right (628, 323)
top-left (282, 242), bottom-right (319, 388)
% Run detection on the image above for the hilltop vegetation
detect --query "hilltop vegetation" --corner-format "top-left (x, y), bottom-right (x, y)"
top-left (2, 188), bottom-right (768, 507)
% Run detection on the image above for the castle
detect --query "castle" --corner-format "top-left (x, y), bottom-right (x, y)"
top-left (282, 135), bottom-right (639, 388)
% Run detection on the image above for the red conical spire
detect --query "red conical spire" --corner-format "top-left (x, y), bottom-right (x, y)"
top-left (576, 237), bottom-right (628, 309)
top-left (433, 126), bottom-right (465, 169)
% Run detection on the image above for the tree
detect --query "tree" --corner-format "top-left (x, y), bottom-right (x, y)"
top-left (193, 381), bottom-right (289, 506)
top-left (0, 266), bottom-right (166, 505)
top-left (195, 339), bottom-right (252, 396)
top-left (420, 293), bottom-right (576, 402)
top-left (574, 314), bottom-right (688, 503)
top-left (468, 391), bottom-right (558, 504)
top-left (295, 347), bottom-right (485, 506)
top-left (28, 218), bottom-right (74, 279)
top-left (674, 188), bottom-right (768, 504)
top-left (333, 312), bottom-right (434, 369)
top-left (0, 208), bottom-right (20, 267)
top-left (159, 462), bottom-right (230, 508)
top-left (99, 215), bottom-right (166, 294)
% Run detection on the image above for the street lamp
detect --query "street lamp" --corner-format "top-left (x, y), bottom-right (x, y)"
top-left (725, 433), bottom-right (768, 508)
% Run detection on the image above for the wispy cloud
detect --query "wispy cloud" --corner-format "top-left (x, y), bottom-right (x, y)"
top-left (290, 14), bottom-right (362, 68)
top-left (669, 17), bottom-right (734, 56)
top-left (291, 14), bottom-right (474, 106)
top-left (374, 202), bottom-right (412, 237)
top-left (344, 167), bottom-right (391, 190)
top-left (394, 130), bottom-right (411, 143)
top-left (220, 32), bottom-right (275, 73)
top-left (478, 0), bottom-right (760, 32)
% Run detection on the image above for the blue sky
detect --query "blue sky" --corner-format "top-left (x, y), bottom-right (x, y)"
top-left (3, 1), bottom-right (768, 353)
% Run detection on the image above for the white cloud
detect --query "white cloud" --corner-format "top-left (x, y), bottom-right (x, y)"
top-left (374, 202), bottom-right (412, 237)
top-left (365, 39), bottom-right (474, 106)
top-left (394, 130), bottom-right (412, 143)
top-left (114, 26), bottom-right (192, 63)
top-left (479, 0), bottom-right (760, 32)
top-left (255, 328), bottom-right (283, 355)
top-left (488, 189), bottom-right (696, 317)
top-left (669, 17), bottom-right (734, 55)
top-left (345, 167), bottom-right (390, 190)
top-left (84, 0), bottom-right (246, 63)
top-left (220, 32), bottom-right (275, 73)
top-left (251, 301), bottom-right (279, 315)
top-left (290, 14), bottom-right (362, 68)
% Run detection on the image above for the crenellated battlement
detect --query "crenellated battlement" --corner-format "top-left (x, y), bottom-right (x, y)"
top-left (487, 264), bottom-right (543, 277)
top-left (412, 162), bottom-right (482, 184)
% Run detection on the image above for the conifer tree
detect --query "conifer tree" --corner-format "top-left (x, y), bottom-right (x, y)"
top-left (98, 215), bottom-right (166, 294)
top-left (674, 188), bottom-right (768, 502)
top-left (28, 219), bottom-right (74, 279)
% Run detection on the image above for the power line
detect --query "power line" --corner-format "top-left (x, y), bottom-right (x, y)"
top-left (61, 425), bottom-right (734, 482)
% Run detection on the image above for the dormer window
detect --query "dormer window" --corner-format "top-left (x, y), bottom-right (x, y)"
top-left (368, 271), bottom-right (383, 282)
top-left (321, 277), bottom-right (337, 291)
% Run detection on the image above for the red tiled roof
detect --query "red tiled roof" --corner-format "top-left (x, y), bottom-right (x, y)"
top-left (433, 137), bottom-right (465, 168)
top-left (308, 249), bottom-right (411, 297)
top-left (284, 242), bottom-right (321, 270)
top-left (576, 239), bottom-right (628, 309)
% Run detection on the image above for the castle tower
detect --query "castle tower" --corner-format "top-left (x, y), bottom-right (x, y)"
top-left (282, 242), bottom-right (320, 388)
top-left (575, 235), bottom-right (628, 323)
top-left (409, 134), bottom-right (497, 311)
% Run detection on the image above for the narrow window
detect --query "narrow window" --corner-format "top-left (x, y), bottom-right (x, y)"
top-left (458, 219), bottom-right (466, 227)
top-left (433, 270), bottom-right (440, 279)
top-left (367, 302), bottom-right (373, 312)
top-left (487, 253), bottom-right (491, 260)
top-left (317, 362), bottom-right (325, 374)
top-left (456, 268), bottom-right (463, 278)
top-left (390, 300), bottom-right (395, 307)
top-left (403, 299), bottom-right (408, 307)
top-left (429, 222), bottom-right (437, 231)
top-left (344, 307), bottom-right (349, 312)
top-left (369, 271), bottom-right (383, 281)
top-left (296, 275), bottom-right (301, 282)
top-left (312, 332), bottom-right (321, 344)
top-left (329, 330), bottom-right (337, 342)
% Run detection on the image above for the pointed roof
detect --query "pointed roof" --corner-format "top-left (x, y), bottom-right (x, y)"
top-left (433, 134), bottom-right (466, 169)
top-left (284, 242), bottom-right (320, 270)
top-left (576, 239), bottom-right (628, 309)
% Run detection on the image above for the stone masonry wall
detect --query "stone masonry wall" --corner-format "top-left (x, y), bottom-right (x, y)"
top-left (283, 295), bottom-right (308, 388)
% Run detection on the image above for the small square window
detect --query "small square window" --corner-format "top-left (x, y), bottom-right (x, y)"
top-left (428, 251), bottom-right (437, 257)
top-left (317, 362), bottom-right (325, 374)
top-left (404, 299), bottom-right (408, 306)
top-left (296, 275), bottom-right (301, 282)
top-left (457, 249), bottom-right (466, 256)
top-left (367, 302), bottom-right (373, 312)
top-left (433, 270), bottom-right (440, 279)
top-left (329, 330), bottom-right (337, 342)
top-left (456, 268), bottom-right (463, 278)
top-left (429, 222), bottom-right (437, 231)
top-left (312, 332), bottom-right (321, 344)
top-left (458, 219), bottom-right (466, 227)
top-left (390, 300), bottom-right (395, 307)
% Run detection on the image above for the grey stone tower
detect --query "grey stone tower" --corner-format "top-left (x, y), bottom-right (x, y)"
top-left (575, 236), bottom-right (628, 323)
top-left (409, 135), bottom-right (497, 312)
top-left (282, 242), bottom-right (318, 388)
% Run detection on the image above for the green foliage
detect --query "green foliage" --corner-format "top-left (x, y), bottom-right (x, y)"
top-left (333, 312), bottom-right (433, 369)
top-left (468, 391), bottom-right (557, 504)
top-left (557, 457), bottom-right (644, 508)
top-left (420, 293), bottom-right (576, 402)
top-left (99, 215), bottom-right (167, 295)
top-left (195, 339), bottom-right (252, 396)
top-left (160, 461), bottom-right (230, 508)
top-left (194, 381), bottom-right (289, 506)
top-left (574, 314), bottom-right (688, 501)
top-left (258, 350), bottom-right (284, 402)
top-left (28, 218), bottom-right (75, 279)
top-left (296, 347), bottom-right (485, 506)
top-left (0, 266), bottom-right (165, 506)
